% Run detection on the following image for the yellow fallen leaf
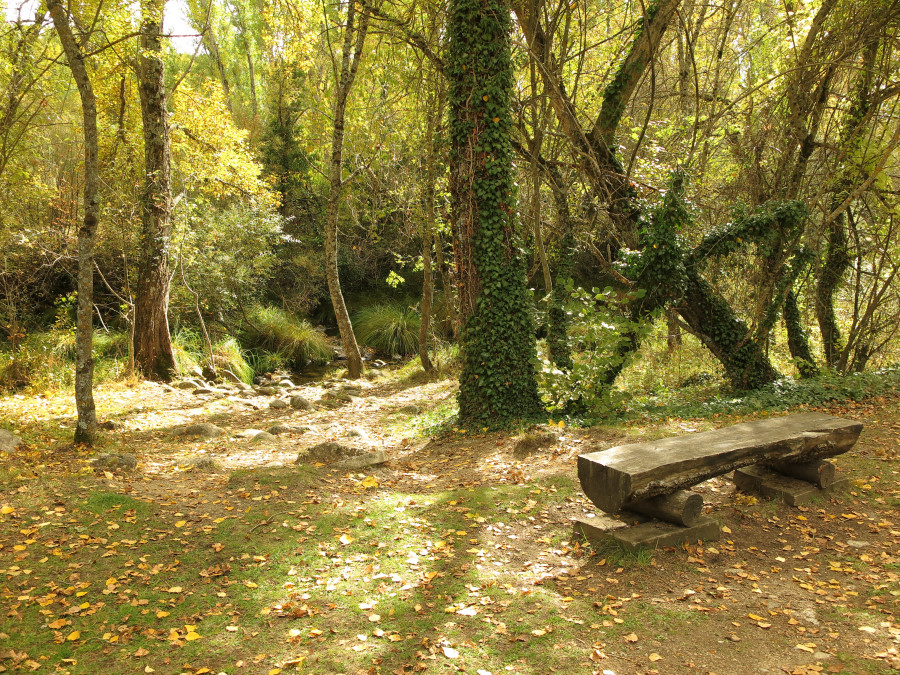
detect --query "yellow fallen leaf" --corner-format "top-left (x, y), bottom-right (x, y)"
top-left (48, 619), bottom-right (67, 629)
top-left (649, 653), bottom-right (662, 662)
top-left (1, 506), bottom-right (15, 515)
top-left (624, 633), bottom-right (638, 643)
top-left (66, 631), bottom-right (80, 641)
top-left (531, 629), bottom-right (546, 636)
top-left (243, 580), bottom-right (258, 589)
top-left (166, 587), bottom-right (182, 593)
top-left (168, 629), bottom-right (180, 641)
top-left (339, 534), bottom-right (354, 546)
top-left (174, 521), bottom-right (187, 528)
top-left (156, 611), bottom-right (170, 618)
top-left (133, 647), bottom-right (149, 657)
top-left (368, 614), bottom-right (381, 622)
top-left (268, 670), bottom-right (281, 675)
top-left (185, 631), bottom-right (201, 641)
top-left (360, 476), bottom-right (378, 488)
top-left (748, 614), bottom-right (765, 621)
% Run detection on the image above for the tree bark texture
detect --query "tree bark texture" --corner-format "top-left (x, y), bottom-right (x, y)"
top-left (325, 0), bottom-right (367, 380)
top-left (418, 91), bottom-right (439, 373)
top-left (48, 0), bottom-right (98, 445)
top-left (134, 0), bottom-right (176, 381)
top-left (784, 289), bottom-right (819, 378)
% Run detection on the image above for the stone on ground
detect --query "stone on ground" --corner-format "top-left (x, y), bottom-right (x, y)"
top-left (180, 455), bottom-right (222, 472)
top-left (513, 431), bottom-right (558, 459)
top-left (235, 429), bottom-right (265, 439)
top-left (299, 441), bottom-right (364, 464)
top-left (333, 450), bottom-right (387, 470)
top-left (90, 452), bottom-right (138, 472)
top-left (290, 395), bottom-right (315, 411)
top-left (267, 424), bottom-right (296, 435)
top-left (180, 423), bottom-right (226, 439)
top-left (250, 431), bottom-right (278, 444)
top-left (0, 429), bottom-right (23, 454)
top-left (398, 404), bottom-right (420, 415)
top-left (269, 399), bottom-right (288, 409)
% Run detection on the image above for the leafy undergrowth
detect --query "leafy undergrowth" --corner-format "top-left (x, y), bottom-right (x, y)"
top-left (0, 378), bottom-right (899, 675)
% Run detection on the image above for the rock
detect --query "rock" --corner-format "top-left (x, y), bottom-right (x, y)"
top-left (796, 607), bottom-right (819, 626)
top-left (255, 386), bottom-right (277, 396)
top-left (234, 382), bottom-right (253, 392)
top-left (189, 366), bottom-right (204, 379)
top-left (398, 404), bottom-right (420, 415)
top-left (235, 429), bottom-right (265, 439)
top-left (278, 379), bottom-right (296, 388)
top-left (812, 652), bottom-right (833, 662)
top-left (0, 429), bottom-right (23, 454)
top-left (513, 431), bottom-right (559, 458)
top-left (192, 387), bottom-right (216, 395)
top-left (269, 399), bottom-right (289, 410)
top-left (325, 391), bottom-right (353, 402)
top-left (221, 369), bottom-right (245, 384)
top-left (229, 398), bottom-right (261, 410)
top-left (250, 431), bottom-right (278, 444)
top-left (175, 381), bottom-right (196, 390)
top-left (181, 455), bottom-right (222, 472)
top-left (341, 387), bottom-right (362, 397)
top-left (847, 540), bottom-right (871, 549)
top-left (300, 442), bottom-right (364, 464)
top-left (333, 450), bottom-right (387, 471)
top-left (180, 423), bottom-right (226, 439)
top-left (98, 420), bottom-right (118, 431)
top-left (160, 384), bottom-right (178, 393)
top-left (90, 452), bottom-right (137, 472)
top-left (290, 396), bottom-right (315, 411)
top-left (345, 427), bottom-right (368, 439)
top-left (267, 424), bottom-right (295, 435)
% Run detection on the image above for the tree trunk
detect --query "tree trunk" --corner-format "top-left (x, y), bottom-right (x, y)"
top-left (784, 289), bottom-right (819, 378)
top-left (325, 0), bottom-right (367, 380)
top-left (418, 91), bottom-right (439, 373)
top-left (449, 0), bottom-right (542, 427)
top-left (48, 0), bottom-right (98, 445)
top-left (133, 0), bottom-right (176, 382)
top-left (677, 268), bottom-right (780, 390)
top-left (434, 228), bottom-right (456, 337)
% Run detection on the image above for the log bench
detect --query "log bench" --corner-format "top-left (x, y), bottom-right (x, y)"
top-left (573, 412), bottom-right (863, 550)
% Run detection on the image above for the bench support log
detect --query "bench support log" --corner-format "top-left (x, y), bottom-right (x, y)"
top-left (733, 465), bottom-right (849, 506)
top-left (767, 459), bottom-right (836, 488)
top-left (624, 490), bottom-right (704, 527)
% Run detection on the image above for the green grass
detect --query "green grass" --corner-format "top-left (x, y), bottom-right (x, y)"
top-left (241, 305), bottom-right (332, 373)
top-left (353, 303), bottom-right (420, 357)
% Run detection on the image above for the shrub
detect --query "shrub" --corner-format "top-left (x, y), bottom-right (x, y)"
top-left (171, 329), bottom-right (201, 376)
top-left (241, 306), bottom-right (332, 371)
top-left (353, 303), bottom-right (420, 357)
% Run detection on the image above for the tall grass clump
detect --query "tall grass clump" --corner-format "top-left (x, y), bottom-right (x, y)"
top-left (171, 328), bottom-right (202, 376)
top-left (353, 303), bottom-right (420, 357)
top-left (241, 306), bottom-right (332, 371)
top-left (213, 336), bottom-right (253, 383)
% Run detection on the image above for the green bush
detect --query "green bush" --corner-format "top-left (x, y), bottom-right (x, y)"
top-left (171, 329), bottom-right (201, 376)
top-left (353, 303), bottom-right (420, 357)
top-left (241, 306), bottom-right (332, 371)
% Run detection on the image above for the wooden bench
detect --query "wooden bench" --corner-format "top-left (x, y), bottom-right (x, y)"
top-left (573, 412), bottom-right (863, 550)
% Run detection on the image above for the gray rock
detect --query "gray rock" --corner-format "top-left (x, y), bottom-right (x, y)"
top-left (812, 652), bottom-right (833, 662)
top-left (345, 427), bottom-right (368, 439)
top-left (189, 366), bottom-right (204, 379)
top-left (235, 429), bottom-right (265, 439)
top-left (180, 423), bottom-right (226, 439)
top-left (221, 369), bottom-right (245, 384)
top-left (513, 432), bottom-right (559, 459)
top-left (341, 387), bottom-right (362, 397)
top-left (0, 429), bottom-right (23, 454)
top-left (193, 387), bottom-right (216, 395)
top-left (796, 607), bottom-right (819, 626)
top-left (847, 540), bottom-right (871, 549)
top-left (267, 424), bottom-right (295, 435)
top-left (398, 404), bottom-right (420, 415)
top-left (181, 455), bottom-right (222, 472)
top-left (278, 379), bottom-right (296, 388)
top-left (300, 441), bottom-right (364, 464)
top-left (229, 398), bottom-right (261, 410)
top-left (269, 399), bottom-right (289, 410)
top-left (160, 384), bottom-right (178, 394)
top-left (290, 395), bottom-right (315, 411)
top-left (333, 450), bottom-right (387, 471)
top-left (175, 381), bottom-right (196, 390)
top-left (255, 386), bottom-right (277, 396)
top-left (324, 391), bottom-right (352, 402)
top-left (234, 382), bottom-right (253, 391)
top-left (250, 431), bottom-right (278, 444)
top-left (90, 452), bottom-right (137, 472)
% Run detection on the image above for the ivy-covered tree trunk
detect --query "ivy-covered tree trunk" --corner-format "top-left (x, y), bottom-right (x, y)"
top-left (48, 0), bottom-right (97, 445)
top-left (677, 269), bottom-right (780, 390)
top-left (418, 89), bottom-right (440, 373)
top-left (134, 0), bottom-right (176, 381)
top-left (448, 0), bottom-right (542, 427)
top-left (784, 289), bottom-right (819, 378)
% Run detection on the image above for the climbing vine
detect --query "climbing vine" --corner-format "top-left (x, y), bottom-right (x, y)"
top-left (448, 0), bottom-right (541, 427)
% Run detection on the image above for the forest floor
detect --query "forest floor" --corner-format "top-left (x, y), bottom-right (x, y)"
top-left (0, 366), bottom-right (898, 675)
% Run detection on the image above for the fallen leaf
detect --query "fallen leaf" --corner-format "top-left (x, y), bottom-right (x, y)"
top-left (649, 653), bottom-right (662, 662)
top-left (66, 631), bottom-right (80, 641)
top-left (624, 633), bottom-right (638, 643)
top-left (133, 648), bottom-right (149, 657)
top-left (442, 646), bottom-right (459, 659)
